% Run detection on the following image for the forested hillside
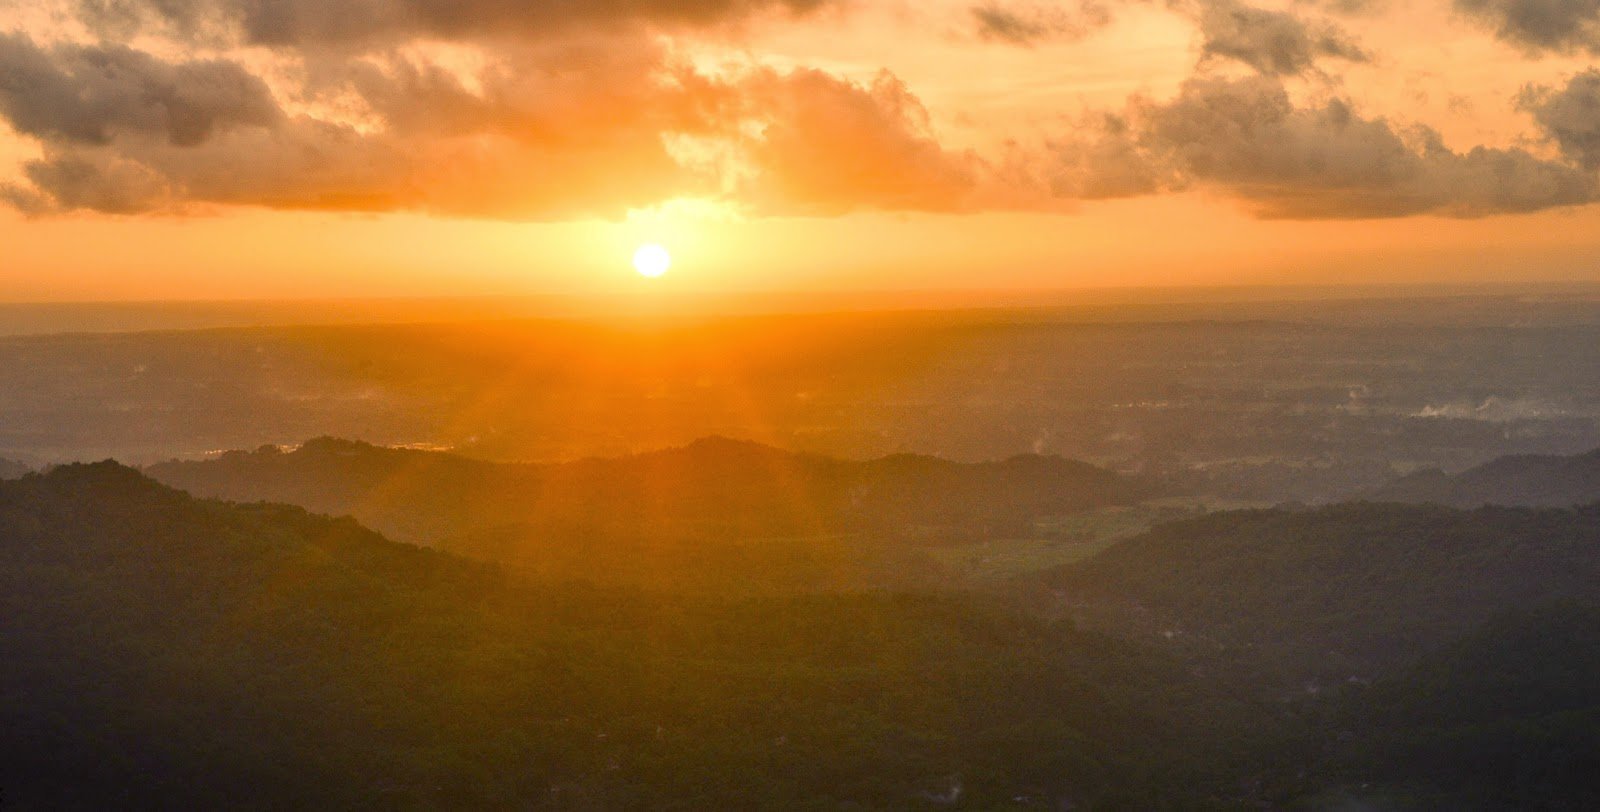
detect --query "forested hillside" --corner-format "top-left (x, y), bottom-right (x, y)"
top-left (1309, 602), bottom-right (1600, 809)
top-left (0, 463), bottom-right (1242, 809)
top-left (146, 437), bottom-right (1154, 590)
top-left (1050, 502), bottom-right (1600, 685)
top-left (8, 462), bottom-right (1600, 807)
top-left (1371, 448), bottom-right (1600, 507)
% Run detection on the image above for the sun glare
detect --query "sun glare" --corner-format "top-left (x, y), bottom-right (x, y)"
top-left (633, 243), bottom-right (672, 278)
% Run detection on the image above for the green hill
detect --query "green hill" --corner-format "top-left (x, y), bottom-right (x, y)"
top-left (1309, 602), bottom-right (1600, 809)
top-left (0, 462), bottom-right (1234, 809)
top-left (145, 437), bottom-right (1156, 591)
top-left (1050, 502), bottom-right (1600, 685)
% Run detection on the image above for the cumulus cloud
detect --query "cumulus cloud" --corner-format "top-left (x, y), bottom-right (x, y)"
top-left (70, 0), bottom-right (835, 48)
top-left (1031, 113), bottom-right (1179, 199)
top-left (0, 24), bottom-right (992, 218)
top-left (0, 30), bottom-right (722, 217)
top-left (1133, 75), bottom-right (1594, 217)
top-left (1196, 0), bottom-right (1369, 76)
top-left (1017, 75), bottom-right (1594, 218)
top-left (733, 69), bottom-right (984, 214)
top-left (0, 32), bottom-right (280, 146)
top-left (1520, 69), bottom-right (1600, 169)
top-left (970, 1), bottom-right (1113, 45)
top-left (973, 0), bottom-right (1369, 75)
top-left (1, 153), bottom-right (173, 214)
top-left (1, 0), bottom-right (1598, 222)
top-left (1455, 0), bottom-right (1600, 54)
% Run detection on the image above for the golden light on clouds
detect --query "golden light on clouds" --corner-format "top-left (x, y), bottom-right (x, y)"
top-left (3, 0), bottom-right (1600, 297)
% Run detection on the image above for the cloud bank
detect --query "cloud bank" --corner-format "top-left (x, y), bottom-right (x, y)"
top-left (970, 2), bottom-right (1114, 45)
top-left (1456, 0), bottom-right (1600, 54)
top-left (1, 0), bottom-right (1599, 221)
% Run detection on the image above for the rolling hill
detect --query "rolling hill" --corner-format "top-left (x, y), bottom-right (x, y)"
top-left (145, 437), bottom-right (1157, 589)
top-left (0, 462), bottom-right (1232, 808)
top-left (1312, 602), bottom-right (1600, 809)
top-left (8, 462), bottom-right (1600, 806)
top-left (1369, 448), bottom-right (1600, 507)
top-left (1049, 502), bottom-right (1600, 685)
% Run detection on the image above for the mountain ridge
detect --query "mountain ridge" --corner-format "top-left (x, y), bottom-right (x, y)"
top-left (1368, 447), bottom-right (1600, 507)
top-left (144, 436), bottom-right (1157, 589)
top-left (0, 460), bottom-right (1223, 808)
top-left (1049, 501), bottom-right (1600, 685)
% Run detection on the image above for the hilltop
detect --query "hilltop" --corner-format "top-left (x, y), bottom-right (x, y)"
top-left (146, 437), bottom-right (1156, 590)
top-left (0, 462), bottom-right (1225, 808)
top-left (1370, 448), bottom-right (1600, 507)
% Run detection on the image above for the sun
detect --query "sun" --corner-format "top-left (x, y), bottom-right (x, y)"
top-left (632, 243), bottom-right (671, 278)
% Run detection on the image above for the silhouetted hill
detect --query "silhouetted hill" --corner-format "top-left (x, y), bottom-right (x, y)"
top-left (0, 457), bottom-right (26, 479)
top-left (145, 437), bottom-right (1155, 588)
top-left (1370, 448), bottom-right (1600, 507)
top-left (0, 462), bottom-right (1242, 808)
top-left (1049, 502), bottom-right (1600, 685)
top-left (1310, 602), bottom-right (1600, 808)
top-left (8, 309), bottom-right (1600, 495)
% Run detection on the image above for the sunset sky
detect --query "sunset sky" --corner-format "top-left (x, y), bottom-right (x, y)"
top-left (5, 0), bottom-right (1600, 299)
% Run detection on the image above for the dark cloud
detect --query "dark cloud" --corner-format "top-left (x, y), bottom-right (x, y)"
top-left (1133, 75), bottom-right (1594, 217)
top-left (0, 29), bottom-right (722, 217)
top-left (2, 3), bottom-right (1596, 223)
top-left (0, 27), bottom-right (985, 218)
top-left (971, 0), bottom-right (1369, 72)
top-left (1520, 69), bottom-right (1600, 169)
top-left (970, 1), bottom-right (1112, 46)
top-left (1197, 0), bottom-right (1368, 76)
top-left (0, 32), bottom-right (280, 147)
top-left (1008, 74), bottom-right (1598, 218)
top-left (1455, 0), bottom-right (1600, 54)
top-left (6, 114), bottom-right (714, 219)
top-left (72, 0), bottom-right (834, 48)
top-left (1, 153), bottom-right (172, 214)
top-left (1305, 0), bottom-right (1385, 15)
top-left (1035, 113), bottom-right (1178, 199)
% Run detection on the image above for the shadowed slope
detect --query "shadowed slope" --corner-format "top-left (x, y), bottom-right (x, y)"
top-left (1049, 502), bottom-right (1600, 684)
top-left (0, 462), bottom-right (1235, 808)
top-left (1370, 448), bottom-right (1600, 507)
top-left (146, 437), bottom-right (1154, 590)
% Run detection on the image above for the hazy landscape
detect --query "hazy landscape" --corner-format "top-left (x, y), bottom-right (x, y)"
top-left (9, 0), bottom-right (1600, 804)
top-left (1, 292), bottom-right (1598, 808)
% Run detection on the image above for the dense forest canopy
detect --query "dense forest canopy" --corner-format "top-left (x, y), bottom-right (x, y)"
top-left (5, 463), bottom-right (1600, 807)
top-left (145, 437), bottom-right (1154, 592)
top-left (1051, 502), bottom-right (1600, 684)
top-left (0, 463), bottom-right (1244, 808)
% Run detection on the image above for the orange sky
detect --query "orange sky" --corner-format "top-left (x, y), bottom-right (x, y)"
top-left (4, 0), bottom-right (1600, 299)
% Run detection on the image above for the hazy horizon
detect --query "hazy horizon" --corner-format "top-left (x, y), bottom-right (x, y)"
top-left (11, 0), bottom-right (1600, 297)
top-left (3, 280), bottom-right (1600, 336)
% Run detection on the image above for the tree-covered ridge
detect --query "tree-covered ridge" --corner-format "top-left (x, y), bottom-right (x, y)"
top-left (0, 462), bottom-right (1243, 809)
top-left (11, 462), bottom-right (1600, 807)
top-left (144, 436), bottom-right (1156, 591)
top-left (0, 457), bottom-right (28, 479)
top-left (1051, 502), bottom-right (1600, 684)
top-left (1370, 447), bottom-right (1600, 508)
top-left (1308, 602), bottom-right (1600, 809)
top-left (148, 436), bottom-right (1151, 541)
